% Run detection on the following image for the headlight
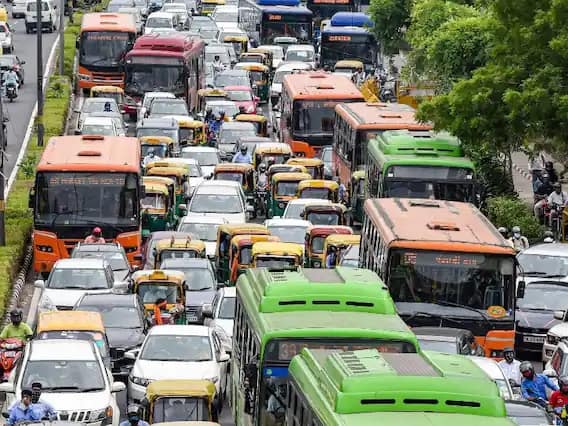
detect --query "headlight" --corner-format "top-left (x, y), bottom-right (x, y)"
top-left (36, 244), bottom-right (53, 252)
top-left (39, 295), bottom-right (56, 312)
top-left (77, 73), bottom-right (91, 81)
top-left (547, 334), bottom-right (560, 345)
top-left (129, 375), bottom-right (151, 386)
top-left (89, 406), bottom-right (113, 422)
top-left (313, 260), bottom-right (321, 268)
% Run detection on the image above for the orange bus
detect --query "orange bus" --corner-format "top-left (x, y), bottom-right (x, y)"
top-left (332, 102), bottom-right (432, 184)
top-left (30, 135), bottom-right (143, 274)
top-left (77, 13), bottom-right (137, 92)
top-left (279, 72), bottom-right (364, 158)
top-left (360, 198), bottom-right (519, 358)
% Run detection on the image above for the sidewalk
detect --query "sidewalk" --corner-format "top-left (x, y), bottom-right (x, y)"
top-left (511, 151), bottom-right (534, 204)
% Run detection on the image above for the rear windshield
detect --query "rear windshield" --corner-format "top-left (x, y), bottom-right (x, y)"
top-left (27, 2), bottom-right (49, 11)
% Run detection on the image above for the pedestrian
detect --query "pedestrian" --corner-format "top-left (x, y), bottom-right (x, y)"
top-left (528, 151), bottom-right (546, 193)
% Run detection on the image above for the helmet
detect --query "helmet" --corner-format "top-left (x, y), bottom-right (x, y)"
top-left (512, 226), bottom-right (521, 234)
top-left (503, 347), bottom-right (514, 362)
top-left (554, 182), bottom-right (562, 189)
top-left (240, 146), bottom-right (247, 154)
top-left (519, 361), bottom-right (534, 375)
top-left (9, 308), bottom-right (22, 324)
top-left (546, 161), bottom-right (554, 169)
top-left (259, 163), bottom-right (267, 172)
top-left (127, 404), bottom-right (141, 418)
top-left (92, 227), bottom-right (102, 236)
top-left (497, 226), bottom-right (507, 236)
top-left (219, 110), bottom-right (225, 117)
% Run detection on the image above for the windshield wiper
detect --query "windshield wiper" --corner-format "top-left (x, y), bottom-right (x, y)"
top-left (46, 386), bottom-right (81, 391)
top-left (429, 300), bottom-right (494, 328)
top-left (405, 310), bottom-right (483, 328)
top-left (80, 387), bottom-right (105, 392)
top-left (521, 271), bottom-right (548, 276)
top-left (188, 287), bottom-right (213, 291)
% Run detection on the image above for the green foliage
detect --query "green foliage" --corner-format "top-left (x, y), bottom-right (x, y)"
top-left (486, 196), bottom-right (545, 243)
top-left (368, 0), bottom-right (413, 55)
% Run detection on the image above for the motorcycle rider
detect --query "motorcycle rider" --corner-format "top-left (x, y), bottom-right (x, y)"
top-left (0, 309), bottom-right (32, 341)
top-left (546, 161), bottom-right (559, 184)
top-left (325, 245), bottom-right (338, 269)
top-left (142, 148), bottom-right (160, 168)
top-left (497, 226), bottom-right (508, 239)
top-left (497, 347), bottom-right (522, 386)
top-left (549, 376), bottom-right (568, 419)
top-left (119, 405), bottom-right (150, 426)
top-left (3, 67), bottom-right (19, 96)
top-left (520, 361), bottom-right (558, 406)
top-left (534, 172), bottom-right (554, 221)
top-left (208, 113), bottom-right (222, 138)
top-left (333, 176), bottom-right (348, 205)
top-left (233, 146), bottom-right (252, 164)
top-left (509, 226), bottom-right (529, 252)
top-left (7, 389), bottom-right (41, 425)
top-left (84, 227), bottom-right (106, 244)
top-left (212, 55), bottom-right (225, 73)
top-left (257, 163), bottom-right (269, 188)
top-left (548, 182), bottom-right (568, 227)
top-left (8, 383), bottom-right (55, 418)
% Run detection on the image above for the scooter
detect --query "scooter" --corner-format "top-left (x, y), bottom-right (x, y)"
top-left (0, 338), bottom-right (25, 381)
top-left (5, 82), bottom-right (17, 102)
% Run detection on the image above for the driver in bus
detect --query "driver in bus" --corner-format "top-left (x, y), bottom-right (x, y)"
top-left (267, 382), bottom-right (286, 423)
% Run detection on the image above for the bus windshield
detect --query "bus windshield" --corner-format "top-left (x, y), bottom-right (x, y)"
top-left (80, 31), bottom-right (133, 68)
top-left (293, 100), bottom-right (346, 141)
top-left (387, 249), bottom-right (515, 312)
top-left (320, 36), bottom-right (377, 67)
top-left (126, 56), bottom-right (185, 95)
top-left (34, 172), bottom-right (139, 227)
top-left (308, 2), bottom-right (352, 20)
top-left (261, 21), bottom-right (311, 44)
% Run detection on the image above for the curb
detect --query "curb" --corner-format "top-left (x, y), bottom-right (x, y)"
top-left (513, 162), bottom-right (531, 181)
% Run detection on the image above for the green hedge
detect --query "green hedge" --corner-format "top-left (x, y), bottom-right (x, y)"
top-left (486, 196), bottom-right (545, 244)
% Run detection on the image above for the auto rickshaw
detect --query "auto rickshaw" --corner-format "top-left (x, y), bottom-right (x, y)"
top-left (234, 63), bottom-right (270, 103)
top-left (268, 172), bottom-right (311, 218)
top-left (223, 35), bottom-right (248, 56)
top-left (350, 170), bottom-right (366, 225)
top-left (267, 164), bottom-right (308, 189)
top-left (131, 269), bottom-right (187, 324)
top-left (253, 143), bottom-right (293, 170)
top-left (216, 224), bottom-right (270, 283)
top-left (251, 241), bottom-right (303, 270)
top-left (234, 114), bottom-right (268, 137)
top-left (141, 180), bottom-right (177, 236)
top-left (248, 48), bottom-right (274, 70)
top-left (322, 234), bottom-right (361, 268)
top-left (153, 236), bottom-right (207, 268)
top-left (197, 88), bottom-right (228, 113)
top-left (142, 380), bottom-right (219, 423)
top-left (146, 166), bottom-right (190, 212)
top-left (140, 136), bottom-right (175, 160)
top-left (305, 225), bottom-right (353, 268)
top-left (301, 203), bottom-right (348, 226)
top-left (296, 180), bottom-right (339, 202)
top-left (176, 118), bottom-right (207, 147)
top-left (333, 60), bottom-right (364, 76)
top-left (213, 163), bottom-right (255, 205)
top-left (286, 158), bottom-right (325, 179)
top-left (90, 85), bottom-right (126, 111)
top-left (228, 234), bottom-right (280, 285)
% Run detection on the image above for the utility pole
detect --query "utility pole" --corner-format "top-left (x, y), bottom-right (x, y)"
top-left (36, 0), bottom-right (44, 147)
top-left (0, 91), bottom-right (6, 246)
top-left (58, 0), bottom-right (64, 75)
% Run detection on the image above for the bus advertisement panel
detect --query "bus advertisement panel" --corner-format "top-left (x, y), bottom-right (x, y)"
top-left (78, 13), bottom-right (137, 91)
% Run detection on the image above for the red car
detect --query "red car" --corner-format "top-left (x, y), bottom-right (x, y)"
top-left (224, 85), bottom-right (259, 114)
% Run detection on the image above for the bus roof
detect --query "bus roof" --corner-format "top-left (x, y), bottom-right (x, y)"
top-left (318, 413), bottom-right (516, 426)
top-left (322, 26), bottom-right (372, 35)
top-left (257, 0), bottom-right (299, 5)
top-left (37, 135), bottom-right (140, 173)
top-left (289, 348), bottom-right (506, 417)
top-left (127, 33), bottom-right (205, 58)
top-left (283, 72), bottom-right (364, 101)
top-left (363, 199), bottom-right (515, 254)
top-left (374, 130), bottom-right (463, 156)
top-left (335, 102), bottom-right (430, 131)
top-left (259, 5), bottom-right (312, 14)
top-left (330, 12), bottom-right (372, 27)
top-left (81, 12), bottom-right (136, 32)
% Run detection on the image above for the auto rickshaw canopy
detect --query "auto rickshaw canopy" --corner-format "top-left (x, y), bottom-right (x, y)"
top-left (146, 167), bottom-right (189, 187)
top-left (296, 179), bottom-right (339, 201)
top-left (324, 233), bottom-right (361, 248)
top-left (252, 241), bottom-right (304, 261)
top-left (286, 158), bottom-right (325, 179)
top-left (132, 269), bottom-right (186, 285)
top-left (154, 238), bottom-right (207, 265)
top-left (334, 60), bottom-right (364, 73)
top-left (146, 380), bottom-right (216, 400)
top-left (267, 164), bottom-right (308, 186)
top-left (37, 311), bottom-right (105, 334)
top-left (216, 223), bottom-right (270, 258)
top-left (140, 136), bottom-right (175, 146)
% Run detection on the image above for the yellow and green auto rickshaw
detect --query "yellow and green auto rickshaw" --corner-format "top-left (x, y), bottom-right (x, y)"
top-left (143, 176), bottom-right (178, 218)
top-left (333, 60), bottom-right (364, 76)
top-left (223, 35), bottom-right (248, 56)
top-left (215, 224), bottom-right (270, 283)
top-left (176, 117), bottom-right (207, 147)
top-left (213, 163), bottom-right (256, 207)
top-left (251, 241), bottom-right (304, 270)
top-left (199, 0), bottom-right (224, 15)
top-left (286, 158), bottom-right (325, 179)
top-left (304, 225), bottom-right (354, 268)
top-left (234, 114), bottom-right (269, 137)
top-left (266, 164), bottom-right (308, 190)
top-left (197, 88), bottom-right (228, 113)
top-left (350, 170), bottom-right (366, 225)
top-left (145, 166), bottom-right (190, 213)
top-left (253, 143), bottom-right (293, 170)
top-left (153, 237), bottom-right (207, 268)
top-left (234, 63), bottom-right (270, 103)
top-left (296, 179), bottom-right (339, 202)
top-left (141, 180), bottom-right (177, 236)
top-left (247, 47), bottom-right (274, 70)
top-left (301, 203), bottom-right (348, 226)
top-left (90, 85), bottom-right (126, 112)
top-left (139, 136), bottom-right (175, 159)
top-left (228, 234), bottom-right (280, 285)
top-left (322, 234), bottom-right (361, 268)
top-left (143, 380), bottom-right (219, 423)
top-left (267, 172), bottom-right (311, 218)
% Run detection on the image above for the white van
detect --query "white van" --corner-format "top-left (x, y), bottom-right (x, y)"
top-left (25, 0), bottom-right (57, 33)
top-left (144, 11), bottom-right (177, 34)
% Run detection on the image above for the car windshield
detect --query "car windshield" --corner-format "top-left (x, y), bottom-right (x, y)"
top-left (306, 212), bottom-right (339, 225)
top-left (78, 305), bottom-right (142, 328)
top-left (179, 268), bottom-right (215, 290)
top-left (147, 17), bottom-right (172, 27)
top-left (214, 11), bottom-right (237, 21)
top-left (219, 296), bottom-right (235, 319)
top-left (209, 103), bottom-right (239, 117)
top-left (517, 283), bottom-right (568, 311)
top-left (190, 194), bottom-right (242, 214)
top-left (339, 245), bottom-right (359, 267)
top-left (22, 360), bottom-right (105, 391)
top-left (215, 172), bottom-right (243, 184)
top-left (151, 101), bottom-right (188, 115)
top-left (48, 268), bottom-right (110, 290)
top-left (227, 90), bottom-right (252, 101)
top-left (181, 151), bottom-right (219, 166)
top-left (152, 397), bottom-right (209, 423)
top-left (83, 101), bottom-right (118, 113)
top-left (81, 124), bottom-right (115, 136)
top-left (205, 50), bottom-right (230, 64)
top-left (214, 74), bottom-right (249, 88)
top-left (517, 253), bottom-right (568, 277)
top-left (273, 70), bottom-right (292, 84)
top-left (286, 50), bottom-right (313, 62)
top-left (220, 129), bottom-right (257, 144)
top-left (140, 335), bottom-right (212, 361)
top-left (137, 128), bottom-right (178, 140)
top-left (417, 338), bottom-right (456, 354)
top-left (178, 222), bottom-right (219, 241)
top-left (268, 225), bottom-right (306, 244)
top-left (138, 283), bottom-right (178, 304)
top-left (284, 203), bottom-right (309, 219)
top-left (74, 251), bottom-right (129, 271)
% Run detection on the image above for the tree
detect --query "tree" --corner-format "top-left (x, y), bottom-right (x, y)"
top-left (368, 0), bottom-right (413, 56)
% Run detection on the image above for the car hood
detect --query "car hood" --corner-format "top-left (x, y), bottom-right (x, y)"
top-left (132, 360), bottom-right (219, 380)
top-left (200, 166), bottom-right (215, 177)
top-left (186, 212), bottom-right (245, 224)
top-left (271, 83), bottom-right (282, 93)
top-left (548, 321), bottom-right (568, 337)
top-left (516, 308), bottom-right (560, 331)
top-left (37, 391), bottom-right (112, 412)
top-left (105, 327), bottom-right (145, 349)
top-left (43, 288), bottom-right (110, 308)
top-left (186, 289), bottom-right (215, 306)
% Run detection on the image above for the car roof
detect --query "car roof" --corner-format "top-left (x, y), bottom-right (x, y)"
top-left (182, 146), bottom-right (219, 153)
top-left (195, 181), bottom-right (241, 194)
top-left (216, 69), bottom-right (248, 76)
top-left (286, 44), bottom-right (315, 51)
top-left (221, 122), bottom-right (256, 130)
top-left (29, 339), bottom-right (97, 361)
top-left (152, 97), bottom-right (186, 104)
top-left (138, 117), bottom-right (179, 127)
top-left (82, 116), bottom-right (115, 125)
top-left (519, 243), bottom-right (568, 256)
top-left (53, 258), bottom-right (107, 269)
top-left (147, 324), bottom-right (210, 336)
top-left (287, 198), bottom-right (332, 206)
top-left (178, 215), bottom-right (226, 225)
top-left (160, 258), bottom-right (213, 269)
top-left (78, 293), bottom-right (138, 306)
top-left (148, 11), bottom-right (174, 18)
top-left (265, 218), bottom-right (312, 227)
top-left (144, 91), bottom-right (176, 99)
top-left (74, 243), bottom-right (124, 253)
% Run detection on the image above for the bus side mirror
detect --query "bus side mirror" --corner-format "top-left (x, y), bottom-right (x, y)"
top-left (516, 281), bottom-right (525, 299)
top-left (28, 191), bottom-right (35, 209)
top-left (75, 37), bottom-right (79, 49)
top-left (140, 185), bottom-right (146, 198)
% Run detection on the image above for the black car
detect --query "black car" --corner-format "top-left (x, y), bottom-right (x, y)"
top-left (515, 280), bottom-right (568, 354)
top-left (74, 293), bottom-right (148, 378)
top-left (506, 400), bottom-right (554, 425)
top-left (71, 242), bottom-right (132, 283)
top-left (159, 258), bottom-right (217, 324)
top-left (413, 327), bottom-right (484, 356)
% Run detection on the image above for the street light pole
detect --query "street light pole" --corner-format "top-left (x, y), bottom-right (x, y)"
top-left (36, 0), bottom-right (44, 147)
top-left (0, 92), bottom-right (6, 246)
top-left (58, 0), bottom-right (64, 75)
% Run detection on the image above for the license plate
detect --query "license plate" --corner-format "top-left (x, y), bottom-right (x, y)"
top-left (3, 351), bottom-right (15, 357)
top-left (187, 316), bottom-right (198, 322)
top-left (524, 335), bottom-right (545, 344)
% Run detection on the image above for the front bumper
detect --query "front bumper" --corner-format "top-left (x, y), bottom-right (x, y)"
top-left (127, 379), bottom-right (147, 404)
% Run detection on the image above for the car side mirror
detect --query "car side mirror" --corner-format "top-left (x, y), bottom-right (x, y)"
top-left (124, 349), bottom-right (139, 360)
top-left (202, 303), bottom-right (213, 318)
top-left (34, 279), bottom-right (45, 288)
top-left (219, 352), bottom-right (230, 362)
top-left (543, 368), bottom-right (558, 379)
top-left (516, 281), bottom-right (525, 299)
top-left (0, 382), bottom-right (14, 393)
top-left (554, 310), bottom-right (566, 321)
top-left (111, 382), bottom-right (126, 393)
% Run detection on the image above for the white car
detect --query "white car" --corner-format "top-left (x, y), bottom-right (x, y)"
top-left (144, 11), bottom-right (177, 34)
top-left (264, 218), bottom-right (312, 246)
top-left (34, 258), bottom-right (121, 311)
top-left (258, 44), bottom-right (284, 69)
top-left (80, 116), bottom-right (124, 137)
top-left (0, 339), bottom-right (125, 425)
top-left (25, 0), bottom-right (57, 33)
top-left (138, 92), bottom-right (176, 126)
top-left (180, 146), bottom-right (221, 177)
top-left (117, 7), bottom-right (144, 34)
top-left (186, 180), bottom-right (251, 224)
top-left (126, 325), bottom-right (230, 405)
top-left (12, 0), bottom-right (27, 18)
top-left (283, 45), bottom-right (316, 69)
top-left (470, 356), bottom-right (515, 400)
top-left (161, 157), bottom-right (204, 195)
top-left (270, 62), bottom-right (312, 105)
top-left (283, 198), bottom-right (332, 220)
top-left (0, 22), bottom-right (14, 53)
top-left (177, 215), bottom-right (226, 257)
top-left (203, 287), bottom-right (235, 342)
top-left (161, 3), bottom-right (190, 29)
top-left (544, 311), bottom-right (568, 364)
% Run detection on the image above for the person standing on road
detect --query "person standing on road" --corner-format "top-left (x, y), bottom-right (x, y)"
top-left (497, 347), bottom-right (522, 386)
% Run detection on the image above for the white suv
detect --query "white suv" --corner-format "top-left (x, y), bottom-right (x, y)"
top-left (25, 0), bottom-right (57, 33)
top-left (0, 339), bottom-right (124, 425)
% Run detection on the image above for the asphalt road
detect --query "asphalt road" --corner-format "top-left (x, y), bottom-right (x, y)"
top-left (1, 3), bottom-right (59, 188)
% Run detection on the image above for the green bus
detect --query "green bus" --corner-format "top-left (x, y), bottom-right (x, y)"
top-left (365, 130), bottom-right (478, 205)
top-left (287, 348), bottom-right (515, 426)
top-left (231, 267), bottom-right (420, 426)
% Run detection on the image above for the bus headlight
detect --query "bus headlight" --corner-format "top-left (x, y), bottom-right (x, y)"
top-left (36, 245), bottom-right (53, 252)
top-left (78, 74), bottom-right (91, 81)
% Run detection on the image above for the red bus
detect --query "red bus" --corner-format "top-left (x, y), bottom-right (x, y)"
top-left (124, 33), bottom-right (205, 112)
top-left (30, 135), bottom-right (142, 274)
top-left (279, 72), bottom-right (364, 158)
top-left (332, 102), bottom-right (432, 184)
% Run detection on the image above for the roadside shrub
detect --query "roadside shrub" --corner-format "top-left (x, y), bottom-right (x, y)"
top-left (486, 196), bottom-right (545, 244)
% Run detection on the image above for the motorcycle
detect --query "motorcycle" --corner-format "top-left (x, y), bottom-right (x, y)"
top-left (255, 185), bottom-right (268, 218)
top-left (5, 82), bottom-right (17, 102)
top-left (0, 338), bottom-right (25, 381)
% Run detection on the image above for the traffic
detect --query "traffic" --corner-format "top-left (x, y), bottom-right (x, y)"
top-left (0, 0), bottom-right (565, 425)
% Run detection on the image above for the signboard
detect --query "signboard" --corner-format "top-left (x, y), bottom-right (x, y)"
top-left (401, 251), bottom-right (485, 268)
top-left (127, 56), bottom-right (183, 65)
top-left (86, 32), bottom-right (129, 41)
top-left (47, 174), bottom-right (126, 186)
